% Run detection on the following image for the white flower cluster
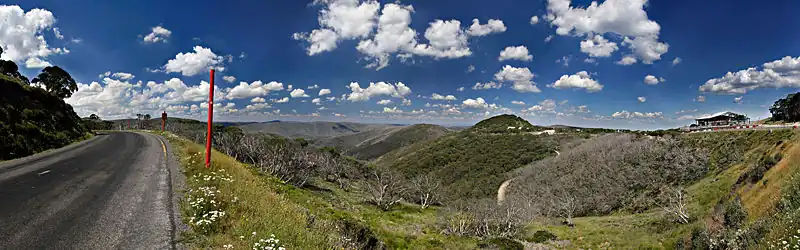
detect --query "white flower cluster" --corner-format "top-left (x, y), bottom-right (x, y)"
top-left (766, 228), bottom-right (800, 249)
top-left (186, 185), bottom-right (226, 230)
top-left (190, 169), bottom-right (234, 184)
top-left (252, 233), bottom-right (286, 250)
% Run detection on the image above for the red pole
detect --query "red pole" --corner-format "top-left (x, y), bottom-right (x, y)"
top-left (205, 69), bottom-right (215, 168)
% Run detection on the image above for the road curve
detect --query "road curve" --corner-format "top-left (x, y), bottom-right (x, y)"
top-left (0, 132), bottom-right (182, 249)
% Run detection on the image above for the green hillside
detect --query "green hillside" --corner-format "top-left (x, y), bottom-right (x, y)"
top-left (375, 115), bottom-right (562, 199)
top-left (0, 75), bottom-right (88, 160)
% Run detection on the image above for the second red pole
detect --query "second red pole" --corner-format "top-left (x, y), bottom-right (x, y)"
top-left (205, 69), bottom-right (215, 168)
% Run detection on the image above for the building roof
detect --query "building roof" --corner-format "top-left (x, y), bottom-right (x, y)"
top-left (695, 111), bottom-right (745, 121)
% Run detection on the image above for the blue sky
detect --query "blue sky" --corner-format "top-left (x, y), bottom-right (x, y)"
top-left (3, 0), bottom-right (800, 129)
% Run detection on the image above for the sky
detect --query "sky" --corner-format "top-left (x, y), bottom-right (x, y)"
top-left (3, 0), bottom-right (800, 129)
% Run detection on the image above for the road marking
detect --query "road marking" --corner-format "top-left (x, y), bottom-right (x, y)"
top-left (159, 138), bottom-right (167, 158)
top-left (38, 170), bottom-right (51, 176)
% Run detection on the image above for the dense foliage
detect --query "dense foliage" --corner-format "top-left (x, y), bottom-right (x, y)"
top-left (31, 66), bottom-right (78, 99)
top-left (469, 114), bottom-right (541, 133)
top-left (345, 124), bottom-right (449, 160)
top-left (0, 75), bottom-right (88, 160)
top-left (769, 92), bottom-right (800, 122)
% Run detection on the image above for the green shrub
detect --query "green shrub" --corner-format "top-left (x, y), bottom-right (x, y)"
top-left (724, 198), bottom-right (747, 229)
top-left (689, 227), bottom-right (710, 250)
top-left (530, 230), bottom-right (557, 243)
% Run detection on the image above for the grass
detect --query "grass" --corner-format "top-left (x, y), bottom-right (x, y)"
top-left (158, 131), bottom-right (336, 249)
top-left (159, 131), bottom-right (479, 249)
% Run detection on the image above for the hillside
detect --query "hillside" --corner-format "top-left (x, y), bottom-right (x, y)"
top-left (0, 75), bottom-right (88, 160)
top-left (375, 115), bottom-right (566, 199)
top-left (469, 114), bottom-right (544, 133)
top-left (237, 121), bottom-right (399, 139)
top-left (314, 124), bottom-right (450, 160)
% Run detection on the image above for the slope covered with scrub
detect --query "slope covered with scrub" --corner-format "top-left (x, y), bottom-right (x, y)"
top-left (314, 124), bottom-right (451, 160)
top-left (0, 75), bottom-right (88, 160)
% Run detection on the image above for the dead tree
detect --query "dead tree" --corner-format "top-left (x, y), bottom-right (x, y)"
top-left (658, 185), bottom-right (690, 224)
top-left (410, 175), bottom-right (441, 209)
top-left (366, 168), bottom-right (406, 211)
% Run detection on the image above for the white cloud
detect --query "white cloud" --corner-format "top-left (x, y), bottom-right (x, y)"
top-left (251, 97), bottom-right (266, 103)
top-left (401, 98), bottom-right (412, 106)
top-left (462, 97), bottom-right (490, 109)
top-left (498, 45), bottom-right (533, 61)
top-left (383, 106), bottom-right (403, 113)
top-left (431, 93), bottom-right (457, 101)
top-left (293, 0), bottom-right (380, 55)
top-left (245, 103), bottom-right (272, 111)
top-left (473, 81), bottom-right (502, 90)
top-left (143, 26), bottom-right (171, 44)
top-left (544, 35), bottom-right (554, 43)
top-left (466, 18), bottom-right (507, 36)
top-left (223, 76), bottom-right (236, 83)
top-left (734, 96), bottom-right (744, 104)
top-left (290, 89), bottom-right (310, 98)
top-left (511, 100), bottom-right (526, 105)
top-left (580, 35), bottom-right (618, 57)
top-left (226, 81), bottom-right (279, 99)
top-left (318, 88), bottom-right (332, 96)
top-left (53, 27), bottom-right (64, 39)
top-left (556, 55), bottom-right (571, 67)
top-left (354, 3), bottom-right (418, 70)
top-left (312, 98), bottom-right (322, 105)
top-left (545, 0), bottom-right (669, 63)
top-left (584, 58), bottom-right (598, 64)
top-left (0, 5), bottom-right (66, 68)
top-left (527, 99), bottom-right (557, 113)
top-left (644, 75), bottom-right (662, 85)
top-left (25, 57), bottom-right (52, 68)
top-left (672, 57), bottom-right (682, 65)
top-left (345, 81), bottom-right (411, 101)
top-left (547, 71), bottom-right (603, 92)
top-left (307, 84), bottom-right (319, 89)
top-left (699, 56), bottom-right (800, 94)
top-left (326, 96), bottom-right (336, 101)
top-left (611, 110), bottom-right (663, 119)
top-left (377, 99), bottom-right (393, 105)
top-left (111, 72), bottom-right (135, 81)
top-left (274, 97), bottom-right (289, 103)
top-left (467, 65), bottom-right (475, 73)
top-left (530, 16), bottom-right (540, 25)
top-left (616, 55), bottom-right (637, 65)
top-left (638, 96), bottom-right (646, 102)
top-left (164, 46), bottom-right (225, 76)
top-left (457, 86), bottom-right (465, 92)
top-left (410, 19), bottom-right (472, 59)
top-left (695, 95), bottom-right (706, 103)
top-left (494, 65), bottom-right (541, 93)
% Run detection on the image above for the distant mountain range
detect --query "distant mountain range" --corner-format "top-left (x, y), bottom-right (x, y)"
top-left (237, 121), bottom-right (401, 139)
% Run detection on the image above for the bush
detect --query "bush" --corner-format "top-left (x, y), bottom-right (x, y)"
top-left (689, 227), bottom-right (710, 250)
top-left (478, 237), bottom-right (524, 250)
top-left (530, 230), bottom-right (557, 243)
top-left (724, 198), bottom-right (747, 229)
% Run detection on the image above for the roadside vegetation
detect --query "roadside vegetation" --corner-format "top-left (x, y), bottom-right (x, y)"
top-left (0, 47), bottom-right (88, 161)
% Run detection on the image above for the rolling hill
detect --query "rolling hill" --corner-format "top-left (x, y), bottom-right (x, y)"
top-left (237, 121), bottom-right (399, 139)
top-left (314, 124), bottom-right (451, 160)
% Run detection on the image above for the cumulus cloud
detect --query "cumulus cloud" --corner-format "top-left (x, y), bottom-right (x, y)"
top-left (545, 0), bottom-right (669, 63)
top-left (530, 16), bottom-right (540, 25)
top-left (311, 98), bottom-right (322, 105)
top-left (638, 96), bottom-right (646, 102)
top-left (462, 97), bottom-right (490, 109)
top-left (143, 26), bottom-right (171, 44)
top-left (611, 110), bottom-right (663, 119)
top-left (318, 88), bottom-right (332, 96)
top-left (616, 56), bottom-right (637, 65)
top-left (672, 57), bottom-right (682, 65)
top-left (526, 99), bottom-right (557, 113)
top-left (580, 35), bottom-right (618, 57)
top-left (466, 18), bottom-right (507, 36)
top-left (466, 65), bottom-right (476, 73)
top-left (111, 72), bottom-right (135, 81)
top-left (377, 99), bottom-right (393, 105)
top-left (401, 98), bottom-right (412, 106)
top-left (699, 56), bottom-right (800, 94)
top-left (297, 2), bottom-right (500, 70)
top-left (225, 81), bottom-right (282, 99)
top-left (547, 71), bottom-right (603, 92)
top-left (0, 5), bottom-right (68, 68)
top-left (251, 97), bottom-right (266, 103)
top-left (644, 74), bottom-right (663, 85)
top-left (383, 106), bottom-right (403, 113)
top-left (164, 46), bottom-right (225, 76)
top-left (544, 35), bottom-right (554, 43)
top-left (290, 89), bottom-right (310, 98)
top-left (734, 96), bottom-right (744, 104)
top-left (345, 81), bottom-right (411, 101)
top-left (223, 76), bottom-right (236, 83)
top-left (431, 93), bottom-right (457, 101)
top-left (511, 100), bottom-right (526, 105)
top-left (456, 86), bottom-right (465, 92)
top-left (498, 45), bottom-right (533, 61)
top-left (494, 65), bottom-right (541, 93)
top-left (273, 97), bottom-right (289, 103)
top-left (307, 84), bottom-right (319, 89)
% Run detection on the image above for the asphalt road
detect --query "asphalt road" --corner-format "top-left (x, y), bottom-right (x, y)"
top-left (0, 132), bottom-right (183, 249)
